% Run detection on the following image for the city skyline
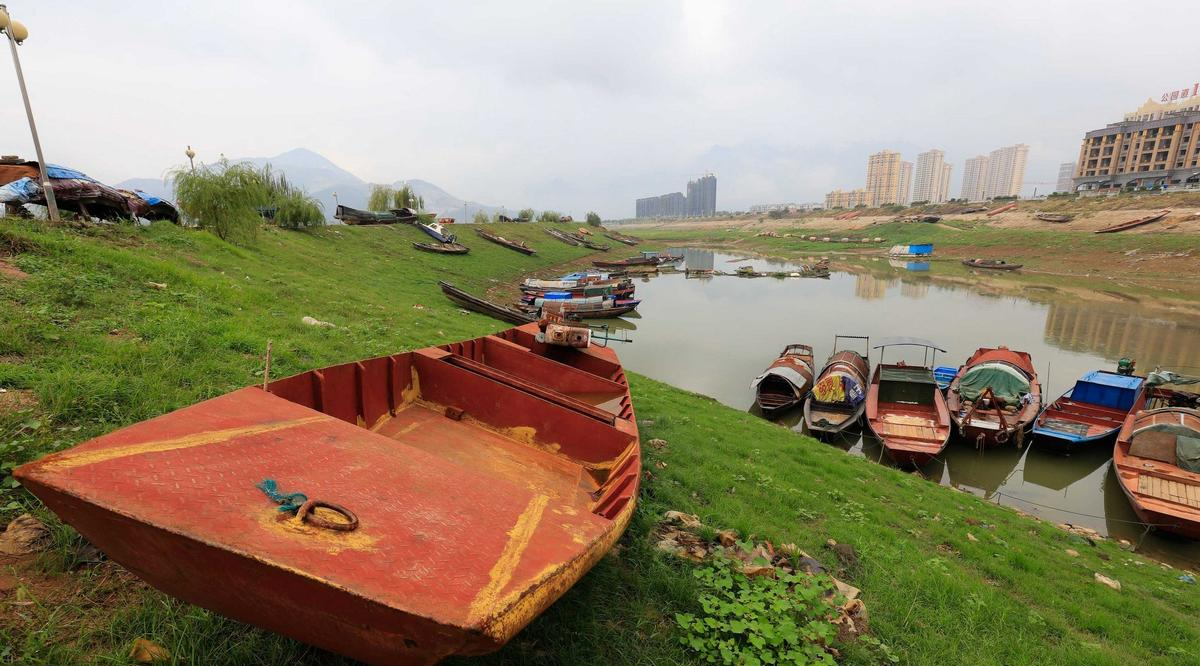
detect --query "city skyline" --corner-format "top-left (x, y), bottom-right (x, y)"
top-left (636, 173), bottom-right (716, 218)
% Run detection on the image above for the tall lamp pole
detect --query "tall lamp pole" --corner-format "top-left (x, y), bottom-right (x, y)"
top-left (185, 145), bottom-right (196, 172)
top-left (1, 5), bottom-right (59, 222)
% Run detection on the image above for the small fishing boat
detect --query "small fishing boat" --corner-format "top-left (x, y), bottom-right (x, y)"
top-left (604, 232), bottom-right (639, 246)
top-left (576, 227), bottom-right (593, 236)
top-left (1033, 370), bottom-right (1146, 450)
top-left (961, 258), bottom-right (1023, 271)
top-left (1035, 213), bottom-right (1073, 223)
top-left (804, 335), bottom-right (870, 435)
top-left (1094, 209), bottom-right (1170, 234)
top-left (474, 227), bottom-right (536, 255)
top-left (1113, 404), bottom-right (1200, 538)
top-left (888, 243), bottom-right (934, 258)
top-left (750, 344), bottom-right (815, 416)
top-left (335, 205), bottom-right (402, 225)
top-left (17, 323), bottom-right (640, 666)
top-left (543, 228), bottom-right (582, 246)
top-left (568, 234), bottom-right (612, 252)
top-left (528, 300), bottom-right (640, 319)
top-left (866, 338), bottom-right (952, 467)
top-left (945, 346), bottom-right (1042, 449)
top-left (521, 284), bottom-right (635, 299)
top-left (593, 257), bottom-right (659, 269)
top-left (418, 220), bottom-right (458, 243)
top-left (413, 241), bottom-right (469, 254)
top-left (439, 281), bottom-right (536, 325)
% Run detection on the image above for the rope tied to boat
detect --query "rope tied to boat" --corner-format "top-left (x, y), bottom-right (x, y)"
top-left (256, 478), bottom-right (308, 513)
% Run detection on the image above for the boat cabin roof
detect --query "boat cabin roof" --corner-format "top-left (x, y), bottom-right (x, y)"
top-left (880, 366), bottom-right (937, 384)
top-left (874, 336), bottom-right (945, 352)
top-left (1071, 371), bottom-right (1143, 410)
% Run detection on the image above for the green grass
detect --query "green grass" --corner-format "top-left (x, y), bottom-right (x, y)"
top-left (1, 219), bottom-right (1198, 665)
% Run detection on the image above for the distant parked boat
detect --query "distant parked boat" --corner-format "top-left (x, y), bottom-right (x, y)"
top-left (888, 243), bottom-right (934, 258)
top-left (751, 344), bottom-right (815, 416)
top-left (804, 336), bottom-right (870, 435)
top-left (593, 256), bottom-right (659, 269)
top-left (475, 227), bottom-right (536, 255)
top-left (1035, 213), bottom-right (1073, 223)
top-left (418, 220), bottom-right (457, 243)
top-left (866, 337), bottom-right (952, 467)
top-left (544, 227), bottom-right (582, 246)
top-left (945, 346), bottom-right (1041, 449)
top-left (439, 281), bottom-right (536, 325)
top-left (412, 241), bottom-right (469, 254)
top-left (335, 205), bottom-right (408, 225)
top-left (1113, 405), bottom-right (1200, 538)
top-left (604, 232), bottom-right (640, 246)
top-left (1033, 370), bottom-right (1146, 450)
top-left (1094, 209), bottom-right (1170, 234)
top-left (961, 258), bottom-right (1023, 271)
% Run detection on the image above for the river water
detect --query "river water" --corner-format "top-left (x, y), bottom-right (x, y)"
top-left (606, 249), bottom-right (1200, 565)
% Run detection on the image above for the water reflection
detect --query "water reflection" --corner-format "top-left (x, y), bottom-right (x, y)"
top-left (620, 249), bottom-right (1200, 564)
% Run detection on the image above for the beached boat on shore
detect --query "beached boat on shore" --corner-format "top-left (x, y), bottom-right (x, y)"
top-left (961, 258), bottom-right (1022, 271)
top-left (475, 227), bottom-right (536, 255)
top-left (1113, 404), bottom-right (1200, 538)
top-left (1094, 210), bottom-right (1170, 234)
top-left (1035, 213), bottom-right (1073, 223)
top-left (418, 220), bottom-right (458, 243)
top-left (751, 344), bottom-right (814, 416)
top-left (803, 336), bottom-right (870, 435)
top-left (16, 323), bottom-right (641, 666)
top-left (945, 346), bottom-right (1041, 449)
top-left (866, 338), bottom-right (952, 467)
top-left (413, 241), bottom-right (469, 254)
top-left (439, 281), bottom-right (536, 325)
top-left (1033, 370), bottom-right (1145, 450)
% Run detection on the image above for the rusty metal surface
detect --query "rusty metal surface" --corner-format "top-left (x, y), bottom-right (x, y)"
top-left (16, 323), bottom-right (640, 666)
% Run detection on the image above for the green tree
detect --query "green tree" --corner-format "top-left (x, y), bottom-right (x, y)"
top-left (472, 211), bottom-right (489, 224)
top-left (257, 165), bottom-right (323, 229)
top-left (585, 211), bottom-right (602, 226)
top-left (171, 159), bottom-right (267, 242)
top-left (394, 185), bottom-right (422, 211)
top-left (537, 210), bottom-right (561, 223)
top-left (368, 185), bottom-right (395, 212)
top-left (517, 207), bottom-right (536, 222)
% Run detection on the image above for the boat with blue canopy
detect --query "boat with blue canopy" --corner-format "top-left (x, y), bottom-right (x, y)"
top-left (1033, 370), bottom-right (1146, 450)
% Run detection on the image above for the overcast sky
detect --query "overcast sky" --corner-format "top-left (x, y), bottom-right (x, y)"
top-left (2, 1), bottom-right (1195, 217)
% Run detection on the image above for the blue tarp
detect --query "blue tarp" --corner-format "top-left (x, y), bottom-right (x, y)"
top-left (133, 190), bottom-right (164, 206)
top-left (1071, 371), bottom-right (1144, 410)
top-left (0, 177), bottom-right (40, 203)
top-left (44, 163), bottom-right (96, 181)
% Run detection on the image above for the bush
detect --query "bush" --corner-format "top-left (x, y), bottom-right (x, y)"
top-left (172, 160), bottom-right (267, 242)
top-left (537, 210), bottom-right (562, 223)
top-left (472, 211), bottom-right (489, 224)
top-left (518, 208), bottom-right (536, 222)
top-left (258, 165), bottom-right (323, 229)
top-left (586, 211), bottom-right (602, 226)
top-left (393, 185), bottom-right (423, 211)
top-left (368, 185), bottom-right (395, 212)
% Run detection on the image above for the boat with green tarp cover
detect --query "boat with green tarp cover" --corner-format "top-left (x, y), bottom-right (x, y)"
top-left (946, 347), bottom-right (1042, 449)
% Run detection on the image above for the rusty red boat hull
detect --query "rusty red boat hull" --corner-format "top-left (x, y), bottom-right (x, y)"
top-left (866, 364), bottom-right (952, 467)
top-left (945, 347), bottom-right (1041, 449)
top-left (1113, 407), bottom-right (1200, 539)
top-left (16, 324), bottom-right (640, 666)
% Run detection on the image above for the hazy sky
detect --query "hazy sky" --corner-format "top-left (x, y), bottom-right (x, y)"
top-left (2, 1), bottom-right (1195, 217)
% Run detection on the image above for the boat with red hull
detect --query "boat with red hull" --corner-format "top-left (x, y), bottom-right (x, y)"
top-left (16, 323), bottom-right (640, 666)
top-left (866, 338), bottom-right (952, 467)
top-left (946, 346), bottom-right (1042, 449)
top-left (1113, 404), bottom-right (1200, 538)
top-left (751, 344), bottom-right (814, 415)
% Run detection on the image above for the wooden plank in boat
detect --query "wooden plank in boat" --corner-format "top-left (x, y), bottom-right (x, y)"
top-left (1139, 475), bottom-right (1200, 508)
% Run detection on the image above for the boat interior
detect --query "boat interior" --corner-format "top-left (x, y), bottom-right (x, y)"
top-left (870, 366), bottom-right (949, 447)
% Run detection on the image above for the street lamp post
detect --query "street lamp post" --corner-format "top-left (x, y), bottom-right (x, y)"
top-left (185, 146), bottom-right (196, 172)
top-left (1, 5), bottom-right (59, 222)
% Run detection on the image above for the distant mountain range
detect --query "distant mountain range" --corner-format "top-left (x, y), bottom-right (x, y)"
top-left (115, 148), bottom-right (506, 222)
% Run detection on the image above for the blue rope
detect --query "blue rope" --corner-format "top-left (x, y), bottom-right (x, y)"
top-left (256, 478), bottom-right (307, 513)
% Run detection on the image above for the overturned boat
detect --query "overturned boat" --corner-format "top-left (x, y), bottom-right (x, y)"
top-left (16, 324), bottom-right (640, 666)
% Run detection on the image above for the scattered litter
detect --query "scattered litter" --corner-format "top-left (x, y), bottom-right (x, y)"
top-left (1065, 549), bottom-right (1079, 557)
top-left (648, 438), bottom-right (668, 450)
top-left (1180, 574), bottom-right (1196, 584)
top-left (412, 303), bottom-right (426, 310)
top-left (1094, 573), bottom-right (1121, 591)
top-left (655, 460), bottom-right (668, 469)
top-left (129, 638), bottom-right (171, 663)
top-left (146, 281), bottom-right (167, 290)
top-left (301, 316), bottom-right (336, 328)
top-left (0, 514), bottom-right (51, 555)
top-left (967, 533), bottom-right (979, 543)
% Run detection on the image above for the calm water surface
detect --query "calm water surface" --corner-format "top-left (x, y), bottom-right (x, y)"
top-left (607, 249), bottom-right (1200, 565)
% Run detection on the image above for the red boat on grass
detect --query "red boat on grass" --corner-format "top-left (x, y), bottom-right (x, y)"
top-left (866, 338), bottom-right (952, 467)
top-left (1094, 209), bottom-right (1170, 234)
top-left (1113, 404), bottom-right (1200, 538)
top-left (750, 344), bottom-right (814, 416)
top-left (945, 346), bottom-right (1042, 449)
top-left (16, 323), bottom-right (640, 666)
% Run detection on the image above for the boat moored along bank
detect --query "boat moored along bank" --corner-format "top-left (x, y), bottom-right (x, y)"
top-left (1033, 370), bottom-right (1146, 450)
top-left (803, 335), bottom-right (870, 435)
top-left (946, 346), bottom-right (1041, 449)
top-left (866, 338), bottom-right (952, 467)
top-left (1113, 405), bottom-right (1200, 539)
top-left (751, 344), bottom-right (814, 416)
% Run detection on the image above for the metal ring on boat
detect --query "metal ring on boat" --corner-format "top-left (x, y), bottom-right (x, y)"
top-left (297, 499), bottom-right (359, 532)
top-left (995, 429), bottom-right (1010, 445)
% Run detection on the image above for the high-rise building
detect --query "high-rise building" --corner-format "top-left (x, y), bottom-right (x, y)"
top-left (824, 188), bottom-right (868, 209)
top-left (984, 144), bottom-right (1029, 199)
top-left (1073, 109), bottom-right (1200, 192)
top-left (865, 150), bottom-right (904, 206)
top-left (636, 173), bottom-right (716, 218)
top-left (912, 149), bottom-right (952, 203)
top-left (897, 161), bottom-right (913, 205)
top-left (960, 156), bottom-right (990, 202)
top-left (1056, 162), bottom-right (1076, 193)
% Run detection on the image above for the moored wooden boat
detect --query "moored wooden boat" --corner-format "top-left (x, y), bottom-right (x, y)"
top-left (418, 220), bottom-right (458, 243)
top-left (945, 346), bottom-right (1041, 449)
top-left (961, 258), bottom-right (1023, 271)
top-left (593, 256), bottom-right (658, 269)
top-left (866, 338), bottom-right (952, 466)
top-left (1113, 405), bottom-right (1200, 538)
top-left (544, 228), bottom-right (582, 246)
top-left (16, 323), bottom-right (640, 666)
top-left (1033, 370), bottom-right (1146, 450)
top-left (604, 232), bottom-right (639, 246)
top-left (474, 227), bottom-right (536, 255)
top-left (804, 336), bottom-right (870, 435)
top-left (336, 204), bottom-right (407, 225)
top-left (1035, 213), bottom-right (1073, 223)
top-left (439, 281), bottom-right (536, 325)
top-left (413, 241), bottom-right (469, 254)
top-left (1094, 209), bottom-right (1170, 234)
top-left (751, 344), bottom-right (815, 416)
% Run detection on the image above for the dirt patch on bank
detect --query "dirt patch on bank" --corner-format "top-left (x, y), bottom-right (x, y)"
top-left (0, 389), bottom-right (38, 414)
top-left (0, 257), bottom-right (29, 280)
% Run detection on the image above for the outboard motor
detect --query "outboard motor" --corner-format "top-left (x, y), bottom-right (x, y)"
top-left (536, 305), bottom-right (591, 348)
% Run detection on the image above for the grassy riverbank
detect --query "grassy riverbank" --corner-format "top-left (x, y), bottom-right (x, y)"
top-left (1, 220), bottom-right (1197, 665)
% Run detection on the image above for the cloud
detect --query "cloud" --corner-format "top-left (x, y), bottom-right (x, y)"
top-left (1, 0), bottom-right (1195, 217)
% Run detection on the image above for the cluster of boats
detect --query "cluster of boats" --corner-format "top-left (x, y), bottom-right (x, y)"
top-left (753, 338), bottom-right (1200, 537)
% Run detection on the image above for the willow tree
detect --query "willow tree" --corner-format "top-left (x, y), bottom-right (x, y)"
top-left (172, 159), bottom-right (266, 242)
top-left (368, 185), bottom-right (395, 212)
top-left (517, 207), bottom-right (536, 222)
top-left (258, 165), bottom-right (323, 229)
top-left (586, 211), bottom-right (602, 226)
top-left (394, 185), bottom-right (424, 211)
top-left (472, 211), bottom-right (489, 224)
top-left (537, 210), bottom-right (562, 223)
